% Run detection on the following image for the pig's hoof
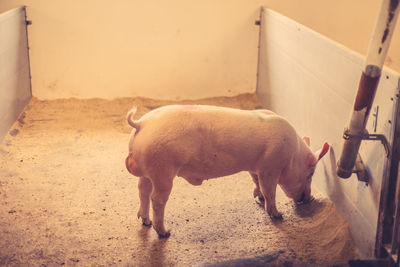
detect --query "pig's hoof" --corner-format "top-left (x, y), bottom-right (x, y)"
top-left (268, 211), bottom-right (283, 220)
top-left (253, 188), bottom-right (263, 199)
top-left (157, 230), bottom-right (171, 239)
top-left (255, 196), bottom-right (265, 206)
top-left (137, 211), bottom-right (152, 226)
top-left (142, 218), bottom-right (152, 227)
top-left (296, 196), bottom-right (315, 205)
top-left (138, 213), bottom-right (152, 226)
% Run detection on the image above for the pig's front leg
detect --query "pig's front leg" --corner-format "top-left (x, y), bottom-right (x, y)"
top-left (151, 177), bottom-right (174, 238)
top-left (137, 177), bottom-right (153, 226)
top-left (258, 171), bottom-right (283, 219)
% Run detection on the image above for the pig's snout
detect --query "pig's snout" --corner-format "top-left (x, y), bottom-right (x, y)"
top-left (296, 192), bottom-right (314, 205)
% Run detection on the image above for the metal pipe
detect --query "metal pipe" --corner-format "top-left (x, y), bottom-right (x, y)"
top-left (337, 0), bottom-right (400, 178)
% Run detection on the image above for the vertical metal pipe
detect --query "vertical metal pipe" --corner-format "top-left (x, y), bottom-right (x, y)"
top-left (337, 0), bottom-right (400, 178)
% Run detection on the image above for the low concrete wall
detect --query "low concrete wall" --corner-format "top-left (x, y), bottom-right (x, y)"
top-left (0, 7), bottom-right (31, 141)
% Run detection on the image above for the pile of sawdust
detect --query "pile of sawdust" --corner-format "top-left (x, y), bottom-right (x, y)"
top-left (0, 93), bottom-right (359, 266)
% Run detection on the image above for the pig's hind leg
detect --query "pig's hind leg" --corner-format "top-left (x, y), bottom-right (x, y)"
top-left (150, 175), bottom-right (174, 238)
top-left (258, 170), bottom-right (283, 219)
top-left (137, 177), bottom-right (153, 226)
top-left (250, 172), bottom-right (265, 206)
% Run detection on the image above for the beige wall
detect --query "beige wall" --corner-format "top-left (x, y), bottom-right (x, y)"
top-left (0, 0), bottom-right (399, 100)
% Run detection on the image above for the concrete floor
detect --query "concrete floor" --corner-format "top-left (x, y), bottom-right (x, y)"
top-left (0, 94), bottom-right (359, 266)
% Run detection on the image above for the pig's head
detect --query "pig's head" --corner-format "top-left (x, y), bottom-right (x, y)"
top-left (279, 137), bottom-right (329, 204)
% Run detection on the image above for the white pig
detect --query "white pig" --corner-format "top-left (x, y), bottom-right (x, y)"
top-left (125, 105), bottom-right (329, 238)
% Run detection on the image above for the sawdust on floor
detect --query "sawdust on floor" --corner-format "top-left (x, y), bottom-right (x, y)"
top-left (0, 93), bottom-right (359, 266)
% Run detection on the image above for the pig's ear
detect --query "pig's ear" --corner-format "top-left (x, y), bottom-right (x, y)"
top-left (308, 142), bottom-right (329, 167)
top-left (303, 136), bottom-right (311, 146)
top-left (315, 142), bottom-right (329, 161)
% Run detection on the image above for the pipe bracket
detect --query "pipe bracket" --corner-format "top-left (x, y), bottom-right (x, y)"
top-left (353, 153), bottom-right (370, 184)
top-left (343, 129), bottom-right (391, 158)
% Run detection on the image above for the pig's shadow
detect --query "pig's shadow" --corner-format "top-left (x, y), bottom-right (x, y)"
top-left (255, 197), bottom-right (326, 223)
top-left (293, 198), bottom-right (326, 218)
top-left (135, 225), bottom-right (168, 265)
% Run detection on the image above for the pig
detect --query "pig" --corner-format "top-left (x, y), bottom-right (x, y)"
top-left (125, 105), bottom-right (329, 238)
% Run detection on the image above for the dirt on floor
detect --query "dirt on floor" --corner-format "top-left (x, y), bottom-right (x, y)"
top-left (0, 93), bottom-right (359, 266)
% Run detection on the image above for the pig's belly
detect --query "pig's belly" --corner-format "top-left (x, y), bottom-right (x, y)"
top-left (176, 157), bottom-right (248, 185)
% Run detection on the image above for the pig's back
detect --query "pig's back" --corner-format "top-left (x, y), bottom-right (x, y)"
top-left (138, 105), bottom-right (294, 137)
top-left (136, 105), bottom-right (278, 138)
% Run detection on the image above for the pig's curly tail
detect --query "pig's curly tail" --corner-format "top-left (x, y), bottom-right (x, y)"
top-left (126, 107), bottom-right (140, 129)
